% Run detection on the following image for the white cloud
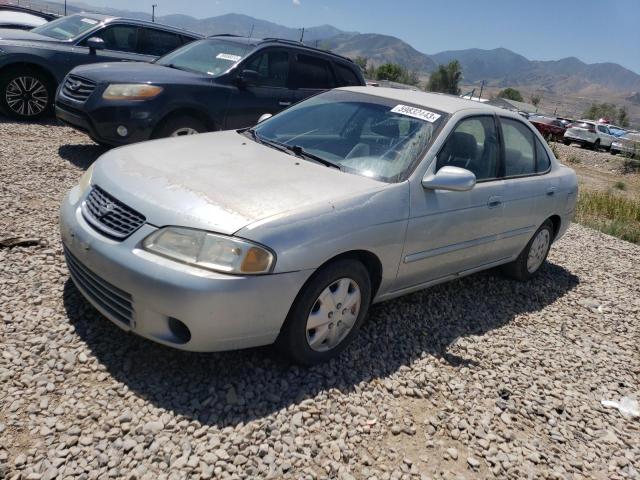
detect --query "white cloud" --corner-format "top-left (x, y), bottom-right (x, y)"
top-left (292, 0), bottom-right (301, 5)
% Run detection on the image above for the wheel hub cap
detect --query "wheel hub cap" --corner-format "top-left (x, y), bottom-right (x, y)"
top-left (527, 229), bottom-right (550, 273)
top-left (170, 127), bottom-right (199, 137)
top-left (5, 76), bottom-right (48, 117)
top-left (306, 278), bottom-right (361, 352)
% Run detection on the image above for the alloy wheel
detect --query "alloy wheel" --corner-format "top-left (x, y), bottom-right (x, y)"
top-left (306, 278), bottom-right (361, 352)
top-left (526, 229), bottom-right (550, 273)
top-left (5, 76), bottom-right (49, 117)
top-left (170, 127), bottom-right (200, 137)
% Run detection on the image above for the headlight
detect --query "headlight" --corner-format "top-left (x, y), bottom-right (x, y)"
top-left (102, 84), bottom-right (163, 100)
top-left (143, 227), bottom-right (275, 275)
top-left (78, 163), bottom-right (95, 194)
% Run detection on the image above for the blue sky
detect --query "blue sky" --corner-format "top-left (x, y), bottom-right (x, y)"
top-left (75, 0), bottom-right (640, 73)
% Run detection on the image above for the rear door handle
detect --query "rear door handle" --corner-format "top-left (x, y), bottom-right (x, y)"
top-left (279, 101), bottom-right (292, 106)
top-left (488, 196), bottom-right (503, 208)
top-left (546, 187), bottom-right (557, 196)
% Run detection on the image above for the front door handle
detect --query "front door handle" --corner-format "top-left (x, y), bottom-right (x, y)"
top-left (546, 187), bottom-right (557, 196)
top-left (279, 101), bottom-right (292, 106)
top-left (488, 196), bottom-right (503, 208)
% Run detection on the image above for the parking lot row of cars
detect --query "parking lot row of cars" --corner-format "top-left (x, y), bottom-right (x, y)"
top-left (527, 113), bottom-right (640, 158)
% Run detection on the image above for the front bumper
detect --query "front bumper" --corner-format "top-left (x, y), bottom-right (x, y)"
top-left (59, 186), bottom-right (312, 352)
top-left (55, 94), bottom-right (156, 146)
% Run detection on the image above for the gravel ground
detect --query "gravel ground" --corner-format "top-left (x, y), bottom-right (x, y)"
top-left (1, 120), bottom-right (639, 480)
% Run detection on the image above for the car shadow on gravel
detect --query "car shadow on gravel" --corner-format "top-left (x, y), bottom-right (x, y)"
top-left (63, 261), bottom-right (578, 427)
top-left (58, 144), bottom-right (108, 170)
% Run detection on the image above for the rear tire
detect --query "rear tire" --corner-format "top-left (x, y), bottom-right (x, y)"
top-left (563, 140), bottom-right (571, 146)
top-left (591, 139), bottom-right (600, 151)
top-left (277, 259), bottom-right (371, 365)
top-left (151, 115), bottom-right (207, 139)
top-left (501, 220), bottom-right (554, 281)
top-left (0, 67), bottom-right (55, 120)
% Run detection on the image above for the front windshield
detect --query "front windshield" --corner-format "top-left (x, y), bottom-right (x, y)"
top-left (252, 90), bottom-right (446, 182)
top-left (157, 39), bottom-right (252, 76)
top-left (31, 15), bottom-right (100, 40)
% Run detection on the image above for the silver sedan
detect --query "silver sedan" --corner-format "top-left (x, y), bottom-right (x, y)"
top-left (60, 87), bottom-right (578, 364)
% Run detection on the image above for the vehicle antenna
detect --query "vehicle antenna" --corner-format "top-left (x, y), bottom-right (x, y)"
top-left (299, 27), bottom-right (305, 43)
top-left (242, 24), bottom-right (255, 57)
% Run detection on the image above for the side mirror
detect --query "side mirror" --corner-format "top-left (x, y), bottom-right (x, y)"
top-left (237, 69), bottom-right (259, 87)
top-left (257, 113), bottom-right (272, 124)
top-left (86, 36), bottom-right (105, 54)
top-left (422, 165), bottom-right (476, 191)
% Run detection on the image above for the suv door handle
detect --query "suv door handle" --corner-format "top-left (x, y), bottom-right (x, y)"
top-left (488, 196), bottom-right (503, 208)
top-left (546, 187), bottom-right (557, 196)
top-left (279, 101), bottom-right (291, 106)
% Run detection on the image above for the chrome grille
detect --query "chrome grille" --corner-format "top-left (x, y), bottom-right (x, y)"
top-left (81, 186), bottom-right (146, 240)
top-left (64, 246), bottom-right (133, 326)
top-left (61, 75), bottom-right (96, 102)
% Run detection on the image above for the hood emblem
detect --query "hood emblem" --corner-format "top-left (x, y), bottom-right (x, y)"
top-left (96, 201), bottom-right (116, 218)
top-left (68, 80), bottom-right (82, 91)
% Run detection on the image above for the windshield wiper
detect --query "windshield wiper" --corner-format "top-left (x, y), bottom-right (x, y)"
top-left (284, 144), bottom-right (342, 170)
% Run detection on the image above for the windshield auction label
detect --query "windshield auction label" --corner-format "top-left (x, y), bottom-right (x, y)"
top-left (391, 104), bottom-right (441, 123)
top-left (216, 53), bottom-right (242, 62)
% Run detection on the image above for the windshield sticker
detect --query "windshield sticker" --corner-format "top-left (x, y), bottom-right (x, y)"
top-left (216, 53), bottom-right (242, 62)
top-left (80, 18), bottom-right (99, 25)
top-left (390, 104), bottom-right (441, 123)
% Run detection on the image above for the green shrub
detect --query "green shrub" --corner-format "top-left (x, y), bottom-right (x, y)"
top-left (575, 190), bottom-right (640, 244)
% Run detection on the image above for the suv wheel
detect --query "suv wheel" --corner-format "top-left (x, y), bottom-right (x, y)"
top-left (592, 139), bottom-right (601, 151)
top-left (0, 67), bottom-right (54, 120)
top-left (152, 115), bottom-right (207, 139)
top-left (277, 259), bottom-right (371, 365)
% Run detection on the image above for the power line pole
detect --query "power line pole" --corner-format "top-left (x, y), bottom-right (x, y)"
top-left (64, 0), bottom-right (67, 15)
top-left (152, 4), bottom-right (157, 23)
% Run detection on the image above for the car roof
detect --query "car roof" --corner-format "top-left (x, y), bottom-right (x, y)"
top-left (207, 34), bottom-right (355, 63)
top-left (338, 86), bottom-right (508, 115)
top-left (69, 13), bottom-right (202, 37)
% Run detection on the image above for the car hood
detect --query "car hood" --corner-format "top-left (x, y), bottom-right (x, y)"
top-left (71, 61), bottom-right (204, 83)
top-left (91, 130), bottom-right (385, 235)
top-left (0, 28), bottom-right (60, 42)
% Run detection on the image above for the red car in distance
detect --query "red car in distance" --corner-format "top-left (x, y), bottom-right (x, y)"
top-left (528, 115), bottom-right (567, 142)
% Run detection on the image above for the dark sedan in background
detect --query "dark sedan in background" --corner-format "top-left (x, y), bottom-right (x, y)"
top-left (0, 13), bottom-right (200, 119)
top-left (55, 36), bottom-right (365, 145)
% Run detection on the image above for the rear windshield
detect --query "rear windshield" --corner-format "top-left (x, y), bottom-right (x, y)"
top-left (156, 39), bottom-right (251, 76)
top-left (32, 15), bottom-right (99, 40)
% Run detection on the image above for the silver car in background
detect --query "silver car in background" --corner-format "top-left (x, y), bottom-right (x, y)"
top-left (60, 87), bottom-right (578, 364)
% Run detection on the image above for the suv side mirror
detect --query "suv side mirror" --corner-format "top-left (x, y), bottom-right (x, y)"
top-left (422, 165), bottom-right (476, 191)
top-left (237, 69), bottom-right (259, 87)
top-left (86, 36), bottom-right (105, 54)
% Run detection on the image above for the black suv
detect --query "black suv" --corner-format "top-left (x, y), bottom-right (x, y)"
top-left (54, 36), bottom-right (366, 146)
top-left (0, 14), bottom-right (201, 119)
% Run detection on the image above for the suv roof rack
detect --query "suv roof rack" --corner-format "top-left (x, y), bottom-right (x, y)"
top-left (259, 37), bottom-right (354, 63)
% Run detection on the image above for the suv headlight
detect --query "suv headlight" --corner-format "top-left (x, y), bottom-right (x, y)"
top-left (143, 227), bottom-right (275, 275)
top-left (102, 83), bottom-right (163, 100)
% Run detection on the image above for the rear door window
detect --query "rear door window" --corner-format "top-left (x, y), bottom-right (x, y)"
top-left (334, 63), bottom-right (360, 86)
top-left (138, 28), bottom-right (183, 56)
top-left (500, 118), bottom-right (536, 177)
top-left (291, 53), bottom-right (335, 90)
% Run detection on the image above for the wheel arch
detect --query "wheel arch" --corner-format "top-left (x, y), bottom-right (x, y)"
top-left (315, 249), bottom-right (383, 300)
top-left (547, 214), bottom-right (561, 240)
top-left (0, 62), bottom-right (58, 88)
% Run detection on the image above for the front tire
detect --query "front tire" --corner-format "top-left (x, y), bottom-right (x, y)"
top-left (277, 259), bottom-right (372, 365)
top-left (502, 220), bottom-right (554, 281)
top-left (0, 67), bottom-right (54, 120)
top-left (151, 114), bottom-right (207, 139)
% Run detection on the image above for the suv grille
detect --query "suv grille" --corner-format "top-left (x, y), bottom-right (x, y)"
top-left (81, 186), bottom-right (146, 240)
top-left (61, 75), bottom-right (96, 103)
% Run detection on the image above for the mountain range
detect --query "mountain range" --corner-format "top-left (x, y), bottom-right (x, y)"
top-left (4, 1), bottom-right (640, 100)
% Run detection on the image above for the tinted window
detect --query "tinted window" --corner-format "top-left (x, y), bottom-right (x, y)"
top-left (597, 125), bottom-right (608, 133)
top-left (138, 28), bottom-right (182, 56)
top-left (244, 50), bottom-right (289, 88)
top-left (535, 138), bottom-right (551, 172)
top-left (501, 118), bottom-right (536, 177)
top-left (292, 54), bottom-right (335, 89)
top-left (334, 63), bottom-right (360, 86)
top-left (93, 25), bottom-right (139, 52)
top-left (437, 116), bottom-right (499, 181)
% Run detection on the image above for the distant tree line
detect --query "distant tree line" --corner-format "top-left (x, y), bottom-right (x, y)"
top-left (583, 102), bottom-right (629, 127)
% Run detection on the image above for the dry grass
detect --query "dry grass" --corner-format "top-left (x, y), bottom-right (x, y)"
top-left (575, 189), bottom-right (640, 244)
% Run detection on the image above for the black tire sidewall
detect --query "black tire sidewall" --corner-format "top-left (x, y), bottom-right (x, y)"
top-left (0, 68), bottom-right (54, 120)
top-left (279, 259), bottom-right (372, 365)
top-left (511, 221), bottom-right (554, 280)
